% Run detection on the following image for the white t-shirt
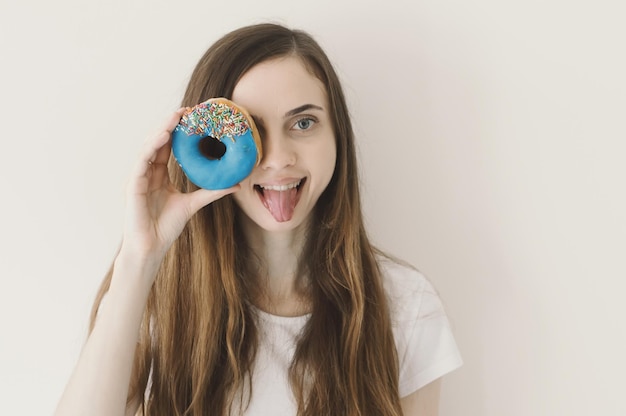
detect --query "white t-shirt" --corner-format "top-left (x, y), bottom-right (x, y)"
top-left (237, 257), bottom-right (463, 415)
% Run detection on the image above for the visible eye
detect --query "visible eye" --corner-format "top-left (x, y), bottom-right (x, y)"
top-left (292, 117), bottom-right (316, 131)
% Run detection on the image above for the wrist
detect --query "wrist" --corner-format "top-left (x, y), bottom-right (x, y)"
top-left (117, 239), bottom-right (166, 267)
top-left (111, 245), bottom-right (164, 291)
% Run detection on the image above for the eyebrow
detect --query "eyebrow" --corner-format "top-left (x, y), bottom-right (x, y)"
top-left (251, 104), bottom-right (324, 128)
top-left (284, 104), bottom-right (324, 117)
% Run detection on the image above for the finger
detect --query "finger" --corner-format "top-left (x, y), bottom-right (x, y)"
top-left (186, 185), bottom-right (241, 215)
top-left (152, 108), bottom-right (188, 166)
top-left (159, 107), bottom-right (188, 134)
top-left (132, 109), bottom-right (186, 179)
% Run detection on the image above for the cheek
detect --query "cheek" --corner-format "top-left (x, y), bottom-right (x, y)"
top-left (307, 143), bottom-right (334, 179)
top-left (320, 139), bottom-right (337, 183)
top-left (324, 151), bottom-right (337, 184)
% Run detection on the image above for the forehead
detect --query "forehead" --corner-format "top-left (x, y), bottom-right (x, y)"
top-left (231, 57), bottom-right (328, 117)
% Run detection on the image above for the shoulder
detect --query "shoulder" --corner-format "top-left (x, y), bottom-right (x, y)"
top-left (376, 253), bottom-right (463, 397)
top-left (376, 255), bottom-right (441, 325)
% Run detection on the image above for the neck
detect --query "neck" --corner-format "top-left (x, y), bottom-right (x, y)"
top-left (239, 214), bottom-right (311, 316)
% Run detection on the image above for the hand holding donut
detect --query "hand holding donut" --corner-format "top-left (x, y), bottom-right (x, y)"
top-left (120, 108), bottom-right (239, 264)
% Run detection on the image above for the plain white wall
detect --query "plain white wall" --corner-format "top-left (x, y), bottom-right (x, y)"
top-left (1, 0), bottom-right (625, 415)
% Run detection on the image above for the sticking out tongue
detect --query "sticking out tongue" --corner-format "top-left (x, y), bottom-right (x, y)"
top-left (262, 187), bottom-right (299, 222)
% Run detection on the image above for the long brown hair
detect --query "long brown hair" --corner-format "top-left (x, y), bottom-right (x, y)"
top-left (90, 23), bottom-right (401, 416)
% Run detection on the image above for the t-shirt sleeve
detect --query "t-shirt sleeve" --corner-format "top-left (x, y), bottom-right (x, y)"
top-left (382, 260), bottom-right (463, 398)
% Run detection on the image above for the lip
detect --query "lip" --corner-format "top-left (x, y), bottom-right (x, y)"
top-left (254, 177), bottom-right (306, 194)
top-left (255, 177), bottom-right (305, 188)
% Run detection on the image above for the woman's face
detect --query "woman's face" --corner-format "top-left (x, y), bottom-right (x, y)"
top-left (231, 56), bottom-right (337, 234)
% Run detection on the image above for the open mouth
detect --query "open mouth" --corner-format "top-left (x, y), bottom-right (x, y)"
top-left (254, 178), bottom-right (306, 222)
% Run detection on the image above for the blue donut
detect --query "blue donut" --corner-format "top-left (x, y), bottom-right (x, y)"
top-left (171, 98), bottom-right (262, 190)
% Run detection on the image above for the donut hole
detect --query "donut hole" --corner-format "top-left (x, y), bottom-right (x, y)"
top-left (198, 136), bottom-right (226, 160)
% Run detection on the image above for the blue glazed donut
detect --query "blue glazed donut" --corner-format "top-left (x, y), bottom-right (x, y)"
top-left (171, 98), bottom-right (262, 190)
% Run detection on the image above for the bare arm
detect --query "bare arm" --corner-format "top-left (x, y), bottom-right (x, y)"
top-left (54, 110), bottom-right (238, 416)
top-left (400, 378), bottom-right (442, 416)
top-left (54, 253), bottom-right (156, 416)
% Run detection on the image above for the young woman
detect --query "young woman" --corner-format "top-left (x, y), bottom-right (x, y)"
top-left (55, 23), bottom-right (462, 416)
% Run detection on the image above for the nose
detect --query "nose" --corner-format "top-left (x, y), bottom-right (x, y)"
top-left (259, 131), bottom-right (296, 170)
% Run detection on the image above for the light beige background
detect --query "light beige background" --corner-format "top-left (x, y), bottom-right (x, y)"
top-left (1, 0), bottom-right (625, 415)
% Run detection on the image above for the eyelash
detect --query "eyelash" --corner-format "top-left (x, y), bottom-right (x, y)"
top-left (292, 116), bottom-right (317, 131)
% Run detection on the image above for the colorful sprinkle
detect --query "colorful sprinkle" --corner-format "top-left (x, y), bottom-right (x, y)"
top-left (177, 101), bottom-right (250, 142)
